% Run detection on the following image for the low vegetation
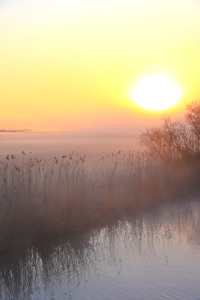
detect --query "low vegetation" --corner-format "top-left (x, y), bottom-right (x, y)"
top-left (1, 102), bottom-right (200, 253)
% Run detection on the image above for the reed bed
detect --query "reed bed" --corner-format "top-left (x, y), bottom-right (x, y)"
top-left (0, 151), bottom-right (199, 253)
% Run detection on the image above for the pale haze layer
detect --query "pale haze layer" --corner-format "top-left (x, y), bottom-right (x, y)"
top-left (1, 0), bottom-right (200, 133)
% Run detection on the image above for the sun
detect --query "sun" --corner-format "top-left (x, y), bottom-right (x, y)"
top-left (131, 74), bottom-right (183, 111)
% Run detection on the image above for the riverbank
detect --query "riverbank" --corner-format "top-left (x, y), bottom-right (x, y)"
top-left (0, 151), bottom-right (200, 253)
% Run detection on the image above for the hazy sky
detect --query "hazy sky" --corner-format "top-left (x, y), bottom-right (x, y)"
top-left (1, 0), bottom-right (200, 132)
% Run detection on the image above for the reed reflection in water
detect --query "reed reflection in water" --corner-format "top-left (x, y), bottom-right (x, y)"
top-left (0, 199), bottom-right (200, 300)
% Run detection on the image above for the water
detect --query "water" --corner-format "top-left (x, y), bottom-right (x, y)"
top-left (0, 199), bottom-right (200, 300)
top-left (1, 134), bottom-right (200, 299)
top-left (0, 132), bottom-right (139, 160)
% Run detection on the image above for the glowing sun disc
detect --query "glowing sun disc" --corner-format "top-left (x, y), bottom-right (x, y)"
top-left (131, 75), bottom-right (182, 111)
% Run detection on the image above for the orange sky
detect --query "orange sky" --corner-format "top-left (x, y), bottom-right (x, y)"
top-left (1, 0), bottom-right (200, 133)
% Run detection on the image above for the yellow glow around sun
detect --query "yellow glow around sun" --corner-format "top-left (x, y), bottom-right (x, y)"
top-left (131, 75), bottom-right (183, 111)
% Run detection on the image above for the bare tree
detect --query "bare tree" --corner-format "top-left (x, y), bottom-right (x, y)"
top-left (140, 102), bottom-right (200, 163)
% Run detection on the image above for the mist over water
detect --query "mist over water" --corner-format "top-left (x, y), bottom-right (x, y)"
top-left (0, 199), bottom-right (200, 300)
top-left (0, 132), bottom-right (139, 159)
top-left (1, 133), bottom-right (200, 299)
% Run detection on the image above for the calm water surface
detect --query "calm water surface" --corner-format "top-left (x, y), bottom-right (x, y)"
top-left (0, 199), bottom-right (200, 300)
top-left (0, 133), bottom-right (139, 160)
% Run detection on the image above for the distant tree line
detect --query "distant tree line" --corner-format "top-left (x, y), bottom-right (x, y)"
top-left (140, 102), bottom-right (200, 164)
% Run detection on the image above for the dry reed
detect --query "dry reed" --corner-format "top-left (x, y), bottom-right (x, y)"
top-left (0, 150), bottom-right (199, 253)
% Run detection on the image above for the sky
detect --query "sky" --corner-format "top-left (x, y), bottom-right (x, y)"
top-left (1, 0), bottom-right (200, 133)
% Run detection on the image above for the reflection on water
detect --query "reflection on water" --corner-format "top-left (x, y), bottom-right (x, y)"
top-left (0, 199), bottom-right (200, 300)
